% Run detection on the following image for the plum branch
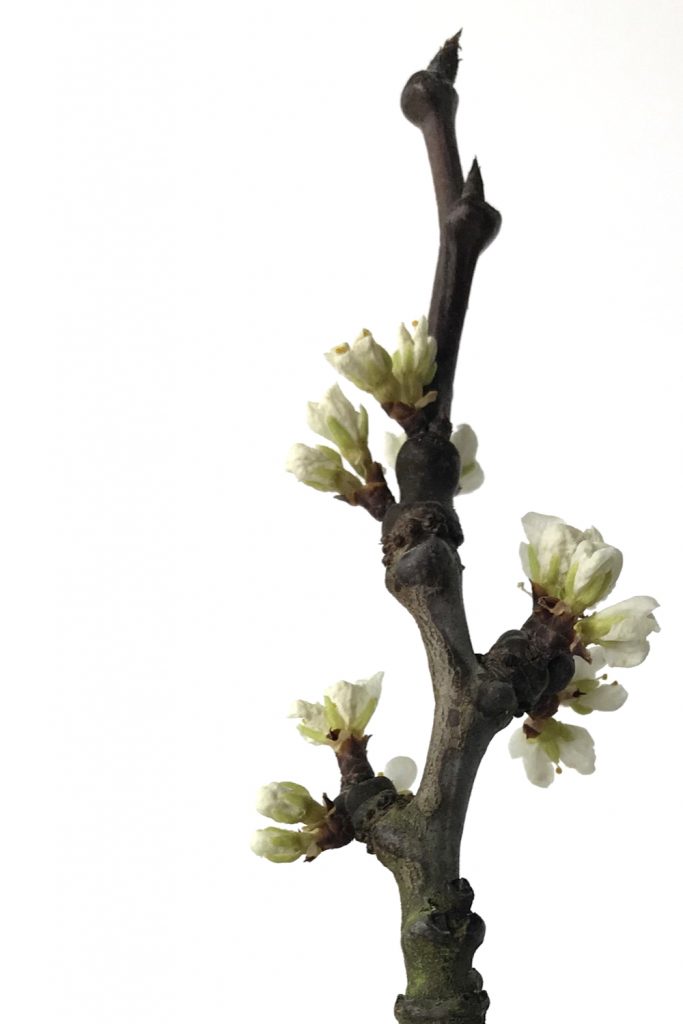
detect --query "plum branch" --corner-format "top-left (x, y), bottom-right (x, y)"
top-left (254, 32), bottom-right (660, 1024)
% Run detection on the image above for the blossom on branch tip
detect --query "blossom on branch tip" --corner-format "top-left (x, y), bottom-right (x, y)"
top-left (509, 718), bottom-right (596, 787)
top-left (576, 597), bottom-right (660, 667)
top-left (306, 384), bottom-right (372, 478)
top-left (559, 651), bottom-right (628, 715)
top-left (519, 513), bottom-right (622, 612)
top-left (250, 826), bottom-right (320, 864)
top-left (384, 756), bottom-right (418, 792)
top-left (256, 782), bottom-right (327, 825)
top-left (289, 672), bottom-right (383, 748)
top-left (286, 443), bottom-right (363, 497)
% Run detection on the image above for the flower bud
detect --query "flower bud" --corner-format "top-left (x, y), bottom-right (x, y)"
top-left (392, 317), bottom-right (437, 405)
top-left (519, 513), bottom-right (626, 613)
top-left (286, 443), bottom-right (362, 497)
top-left (256, 782), bottom-right (327, 825)
top-left (326, 330), bottom-right (398, 403)
top-left (384, 756), bottom-right (418, 791)
top-left (250, 827), bottom-right (317, 864)
top-left (306, 384), bottom-right (371, 478)
top-left (562, 529), bottom-right (623, 613)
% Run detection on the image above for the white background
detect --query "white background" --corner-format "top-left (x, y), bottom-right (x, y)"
top-left (1, 1), bottom-right (681, 1021)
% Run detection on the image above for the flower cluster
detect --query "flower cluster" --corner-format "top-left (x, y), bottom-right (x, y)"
top-left (519, 513), bottom-right (659, 661)
top-left (287, 317), bottom-right (442, 501)
top-left (251, 672), bottom-right (417, 865)
top-left (326, 318), bottom-right (437, 409)
top-left (511, 512), bottom-right (659, 787)
top-left (520, 513), bottom-right (623, 615)
top-left (251, 782), bottom-right (328, 863)
top-left (286, 384), bottom-right (371, 499)
top-left (385, 422), bottom-right (484, 495)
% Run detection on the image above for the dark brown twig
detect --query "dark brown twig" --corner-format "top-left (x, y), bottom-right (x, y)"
top-left (401, 33), bottom-right (501, 429)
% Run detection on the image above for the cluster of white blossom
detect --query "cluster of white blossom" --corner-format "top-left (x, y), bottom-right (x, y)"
top-left (326, 318), bottom-right (437, 408)
top-left (286, 384), bottom-right (371, 499)
top-left (286, 318), bottom-right (442, 498)
top-left (251, 673), bottom-right (417, 863)
top-left (510, 513), bottom-right (659, 787)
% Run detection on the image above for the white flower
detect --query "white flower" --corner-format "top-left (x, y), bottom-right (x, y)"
top-left (383, 756), bottom-right (418, 792)
top-left (251, 827), bottom-right (319, 863)
top-left (508, 727), bottom-right (556, 787)
top-left (450, 424), bottom-right (484, 494)
top-left (559, 651), bottom-right (628, 715)
top-left (286, 443), bottom-right (363, 496)
top-left (326, 330), bottom-right (398, 404)
top-left (256, 782), bottom-right (327, 825)
top-left (306, 385), bottom-right (371, 478)
top-left (289, 672), bottom-right (383, 748)
top-left (509, 718), bottom-right (596, 787)
top-left (392, 317), bottom-right (437, 405)
top-left (576, 596), bottom-right (660, 667)
top-left (519, 513), bottom-right (623, 612)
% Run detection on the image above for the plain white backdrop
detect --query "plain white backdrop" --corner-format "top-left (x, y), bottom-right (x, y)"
top-left (1, 1), bottom-right (681, 1021)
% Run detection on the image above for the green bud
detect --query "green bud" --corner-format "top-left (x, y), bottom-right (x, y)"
top-left (256, 782), bottom-right (326, 825)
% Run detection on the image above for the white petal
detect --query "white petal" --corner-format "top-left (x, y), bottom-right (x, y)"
top-left (570, 653), bottom-right (603, 685)
top-left (385, 432), bottom-right (405, 470)
top-left (508, 727), bottom-right (527, 759)
top-left (519, 542), bottom-right (533, 580)
top-left (287, 699), bottom-right (329, 741)
top-left (523, 742), bottom-right (556, 787)
top-left (558, 725), bottom-right (596, 774)
top-left (450, 424), bottom-right (478, 466)
top-left (580, 683), bottom-right (628, 712)
top-left (325, 672), bottom-right (383, 734)
top-left (570, 543), bottom-right (623, 605)
top-left (584, 647), bottom-right (607, 673)
top-left (599, 639), bottom-right (651, 668)
top-left (521, 512), bottom-right (564, 547)
top-left (509, 728), bottom-right (555, 786)
top-left (458, 461), bottom-right (484, 494)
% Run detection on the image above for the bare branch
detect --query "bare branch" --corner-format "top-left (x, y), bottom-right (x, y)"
top-left (401, 35), bottom-right (501, 429)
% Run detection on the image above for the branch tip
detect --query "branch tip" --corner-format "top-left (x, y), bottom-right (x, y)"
top-left (428, 30), bottom-right (463, 82)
